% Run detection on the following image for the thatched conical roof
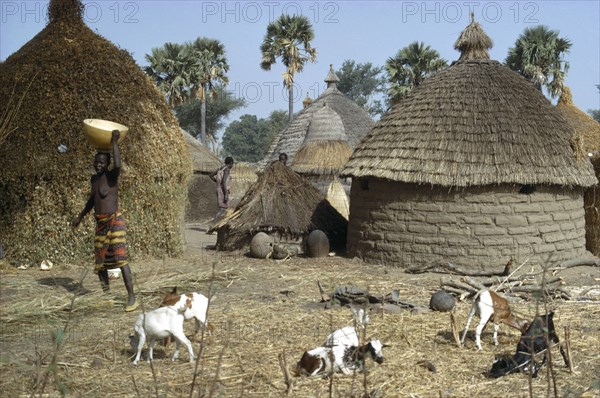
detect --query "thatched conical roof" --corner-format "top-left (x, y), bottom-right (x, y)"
top-left (210, 161), bottom-right (347, 250)
top-left (292, 103), bottom-right (353, 175)
top-left (557, 86), bottom-right (600, 154)
top-left (342, 20), bottom-right (597, 188)
top-left (261, 65), bottom-right (374, 166)
top-left (0, 0), bottom-right (192, 263)
top-left (183, 130), bottom-right (221, 173)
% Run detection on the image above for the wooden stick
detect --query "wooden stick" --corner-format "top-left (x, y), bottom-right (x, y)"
top-left (441, 276), bottom-right (478, 294)
top-left (564, 326), bottom-right (575, 373)
top-left (278, 351), bottom-right (293, 396)
top-left (460, 276), bottom-right (487, 291)
top-left (558, 258), bottom-right (600, 268)
top-left (317, 280), bottom-right (329, 302)
top-left (450, 313), bottom-right (461, 348)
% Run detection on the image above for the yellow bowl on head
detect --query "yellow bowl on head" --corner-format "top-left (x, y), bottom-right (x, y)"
top-left (83, 119), bottom-right (128, 150)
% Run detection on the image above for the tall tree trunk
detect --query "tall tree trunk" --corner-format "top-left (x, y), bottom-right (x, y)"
top-left (200, 83), bottom-right (207, 145)
top-left (288, 84), bottom-right (294, 122)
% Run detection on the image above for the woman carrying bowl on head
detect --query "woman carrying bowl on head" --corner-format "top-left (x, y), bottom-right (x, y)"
top-left (72, 130), bottom-right (137, 312)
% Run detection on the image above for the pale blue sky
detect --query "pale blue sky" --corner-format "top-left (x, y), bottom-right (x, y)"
top-left (2, 0), bottom-right (599, 138)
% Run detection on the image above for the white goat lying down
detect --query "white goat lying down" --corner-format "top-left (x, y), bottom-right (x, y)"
top-left (296, 340), bottom-right (385, 377)
top-left (161, 287), bottom-right (210, 336)
top-left (461, 289), bottom-right (530, 350)
top-left (325, 308), bottom-right (369, 347)
top-left (130, 306), bottom-right (194, 365)
top-left (297, 307), bottom-right (385, 377)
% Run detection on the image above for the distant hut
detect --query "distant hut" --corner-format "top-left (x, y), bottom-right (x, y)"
top-left (210, 161), bottom-right (347, 250)
top-left (184, 130), bottom-right (221, 222)
top-left (228, 162), bottom-right (259, 208)
top-left (0, 0), bottom-right (192, 264)
top-left (342, 18), bottom-right (598, 269)
top-left (557, 87), bottom-right (600, 256)
top-left (292, 103), bottom-right (352, 219)
top-left (261, 65), bottom-right (374, 166)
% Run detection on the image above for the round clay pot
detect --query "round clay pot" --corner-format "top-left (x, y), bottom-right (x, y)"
top-left (429, 289), bottom-right (455, 312)
top-left (249, 232), bottom-right (274, 258)
top-left (306, 230), bottom-right (329, 258)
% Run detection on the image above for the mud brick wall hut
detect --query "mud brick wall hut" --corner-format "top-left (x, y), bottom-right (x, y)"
top-left (261, 65), bottom-right (374, 167)
top-left (292, 103), bottom-right (352, 219)
top-left (184, 130), bottom-right (221, 223)
top-left (0, 0), bottom-right (192, 265)
top-left (556, 87), bottom-right (600, 256)
top-left (341, 19), bottom-right (598, 269)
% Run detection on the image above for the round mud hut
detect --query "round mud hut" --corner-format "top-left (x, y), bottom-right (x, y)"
top-left (341, 19), bottom-right (598, 269)
top-left (209, 161), bottom-right (347, 251)
top-left (556, 87), bottom-right (600, 256)
top-left (292, 103), bottom-right (352, 219)
top-left (261, 65), bottom-right (374, 166)
top-left (184, 130), bottom-right (222, 223)
top-left (0, 0), bottom-right (192, 265)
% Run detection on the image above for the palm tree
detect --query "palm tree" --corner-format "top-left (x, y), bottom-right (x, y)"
top-left (505, 25), bottom-right (571, 98)
top-left (188, 38), bottom-right (229, 144)
top-left (260, 14), bottom-right (317, 122)
top-left (144, 42), bottom-right (195, 108)
top-left (385, 41), bottom-right (447, 105)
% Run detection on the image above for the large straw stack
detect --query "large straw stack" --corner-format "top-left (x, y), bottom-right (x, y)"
top-left (0, 0), bottom-right (191, 265)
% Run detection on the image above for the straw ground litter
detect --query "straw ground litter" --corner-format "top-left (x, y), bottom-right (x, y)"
top-left (0, 227), bottom-right (598, 397)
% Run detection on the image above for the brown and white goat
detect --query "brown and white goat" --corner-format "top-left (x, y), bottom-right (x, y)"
top-left (161, 287), bottom-right (212, 341)
top-left (461, 289), bottom-right (530, 350)
top-left (130, 306), bottom-right (194, 365)
top-left (295, 340), bottom-right (385, 377)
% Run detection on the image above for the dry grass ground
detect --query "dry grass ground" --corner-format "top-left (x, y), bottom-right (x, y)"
top-left (0, 226), bottom-right (598, 398)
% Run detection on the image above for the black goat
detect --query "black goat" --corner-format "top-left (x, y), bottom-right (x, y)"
top-left (489, 311), bottom-right (570, 378)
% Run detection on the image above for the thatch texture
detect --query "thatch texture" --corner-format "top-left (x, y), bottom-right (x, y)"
top-left (326, 178), bottom-right (350, 220)
top-left (556, 87), bottom-right (600, 255)
top-left (184, 130), bottom-right (221, 222)
top-left (292, 104), bottom-right (353, 175)
top-left (342, 62), bottom-right (597, 188)
top-left (454, 15), bottom-right (493, 61)
top-left (557, 87), bottom-right (600, 153)
top-left (183, 130), bottom-right (221, 173)
top-left (261, 66), bottom-right (374, 166)
top-left (584, 155), bottom-right (600, 256)
top-left (229, 162), bottom-right (259, 207)
top-left (210, 161), bottom-right (347, 250)
top-left (0, 0), bottom-right (192, 264)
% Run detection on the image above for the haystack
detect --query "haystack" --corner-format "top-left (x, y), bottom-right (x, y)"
top-left (0, 0), bottom-right (192, 265)
top-left (341, 18), bottom-right (597, 269)
top-left (557, 87), bottom-right (600, 256)
top-left (210, 161), bottom-right (347, 250)
top-left (184, 130), bottom-right (221, 222)
top-left (292, 103), bottom-right (352, 219)
top-left (261, 65), bottom-right (374, 166)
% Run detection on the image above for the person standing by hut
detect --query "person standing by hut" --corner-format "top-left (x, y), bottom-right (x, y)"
top-left (278, 153), bottom-right (288, 165)
top-left (72, 130), bottom-right (137, 312)
top-left (210, 156), bottom-right (234, 222)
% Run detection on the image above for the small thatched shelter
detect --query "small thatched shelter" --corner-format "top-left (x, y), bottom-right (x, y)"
top-left (342, 18), bottom-right (598, 269)
top-left (0, 0), bottom-right (192, 264)
top-left (261, 65), bottom-right (374, 166)
top-left (292, 103), bottom-right (352, 219)
top-left (557, 87), bottom-right (600, 256)
top-left (184, 130), bottom-right (221, 222)
top-left (210, 161), bottom-right (347, 250)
